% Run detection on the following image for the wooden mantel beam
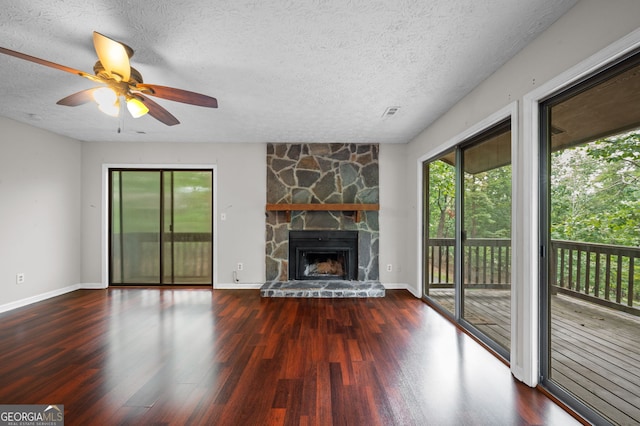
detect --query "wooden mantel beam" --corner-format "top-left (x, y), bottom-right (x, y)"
top-left (265, 203), bottom-right (379, 223)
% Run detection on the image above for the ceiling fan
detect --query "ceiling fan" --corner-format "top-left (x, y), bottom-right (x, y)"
top-left (0, 31), bottom-right (218, 126)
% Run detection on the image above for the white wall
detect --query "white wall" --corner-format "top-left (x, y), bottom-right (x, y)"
top-left (378, 143), bottom-right (411, 290)
top-left (405, 0), bottom-right (640, 385)
top-left (0, 117), bottom-right (82, 308)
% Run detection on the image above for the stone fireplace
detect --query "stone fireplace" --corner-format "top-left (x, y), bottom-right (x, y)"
top-left (264, 143), bottom-right (380, 283)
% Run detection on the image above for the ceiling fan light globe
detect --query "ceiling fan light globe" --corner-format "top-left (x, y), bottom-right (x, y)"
top-left (93, 87), bottom-right (118, 106)
top-left (98, 99), bottom-right (120, 117)
top-left (126, 97), bottom-right (149, 118)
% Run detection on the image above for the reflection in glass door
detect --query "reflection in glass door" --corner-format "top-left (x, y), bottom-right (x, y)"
top-left (461, 122), bottom-right (512, 354)
top-left (110, 169), bottom-right (213, 285)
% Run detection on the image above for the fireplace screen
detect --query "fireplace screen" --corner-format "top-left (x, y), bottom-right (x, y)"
top-left (289, 231), bottom-right (358, 280)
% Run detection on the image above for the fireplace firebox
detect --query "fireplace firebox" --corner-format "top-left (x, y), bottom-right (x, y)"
top-left (288, 230), bottom-right (358, 280)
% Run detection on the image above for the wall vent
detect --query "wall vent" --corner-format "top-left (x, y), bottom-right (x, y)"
top-left (382, 106), bottom-right (400, 117)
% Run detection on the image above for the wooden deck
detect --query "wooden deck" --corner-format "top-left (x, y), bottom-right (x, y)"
top-left (428, 289), bottom-right (640, 425)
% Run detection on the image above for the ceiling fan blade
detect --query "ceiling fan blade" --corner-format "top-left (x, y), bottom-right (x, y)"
top-left (56, 88), bottom-right (96, 106)
top-left (137, 84), bottom-right (218, 108)
top-left (0, 46), bottom-right (91, 78)
top-left (93, 31), bottom-right (131, 82)
top-left (137, 94), bottom-right (180, 126)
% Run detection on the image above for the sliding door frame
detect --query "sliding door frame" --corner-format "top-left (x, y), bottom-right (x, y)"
top-left (521, 28), bottom-right (640, 390)
top-left (537, 46), bottom-right (640, 426)
top-left (101, 164), bottom-right (218, 288)
top-left (417, 102), bottom-right (517, 363)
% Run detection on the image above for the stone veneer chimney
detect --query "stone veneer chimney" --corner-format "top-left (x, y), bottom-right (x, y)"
top-left (265, 143), bottom-right (379, 282)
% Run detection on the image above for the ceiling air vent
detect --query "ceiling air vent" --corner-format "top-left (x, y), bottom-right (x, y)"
top-left (382, 106), bottom-right (400, 118)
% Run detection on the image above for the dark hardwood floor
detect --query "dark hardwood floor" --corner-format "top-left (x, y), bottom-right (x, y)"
top-left (0, 289), bottom-right (580, 425)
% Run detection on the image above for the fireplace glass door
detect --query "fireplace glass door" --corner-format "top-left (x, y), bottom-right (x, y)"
top-left (289, 230), bottom-right (358, 280)
top-left (301, 250), bottom-right (349, 280)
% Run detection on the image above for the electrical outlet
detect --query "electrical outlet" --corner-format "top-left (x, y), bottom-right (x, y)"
top-left (386, 264), bottom-right (392, 272)
top-left (237, 262), bottom-right (243, 271)
top-left (16, 273), bottom-right (25, 284)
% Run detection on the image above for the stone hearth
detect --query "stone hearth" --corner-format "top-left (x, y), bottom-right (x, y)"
top-left (260, 280), bottom-right (385, 298)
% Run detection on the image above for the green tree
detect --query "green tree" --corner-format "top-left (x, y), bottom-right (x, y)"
top-left (464, 165), bottom-right (511, 239)
top-left (551, 132), bottom-right (640, 246)
top-left (428, 160), bottom-right (456, 238)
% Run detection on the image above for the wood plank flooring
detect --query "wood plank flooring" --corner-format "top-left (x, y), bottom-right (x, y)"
top-left (429, 289), bottom-right (640, 425)
top-left (0, 289), bottom-right (579, 425)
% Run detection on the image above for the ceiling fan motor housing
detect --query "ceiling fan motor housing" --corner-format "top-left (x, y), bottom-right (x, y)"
top-left (93, 61), bottom-right (143, 84)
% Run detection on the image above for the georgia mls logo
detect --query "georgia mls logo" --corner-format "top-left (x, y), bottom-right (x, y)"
top-left (0, 404), bottom-right (64, 425)
top-left (44, 405), bottom-right (63, 417)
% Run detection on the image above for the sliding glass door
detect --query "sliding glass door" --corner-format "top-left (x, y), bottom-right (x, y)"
top-left (110, 169), bottom-right (213, 285)
top-left (540, 52), bottom-right (640, 424)
top-left (423, 119), bottom-right (512, 358)
top-left (461, 123), bottom-right (512, 354)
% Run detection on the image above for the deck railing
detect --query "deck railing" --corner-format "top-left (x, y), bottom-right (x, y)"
top-left (427, 238), bottom-right (640, 315)
top-left (427, 238), bottom-right (511, 289)
top-left (550, 240), bottom-right (640, 315)
top-left (111, 232), bottom-right (212, 283)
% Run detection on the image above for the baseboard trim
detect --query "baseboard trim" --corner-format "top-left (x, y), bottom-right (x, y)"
top-left (383, 283), bottom-right (419, 297)
top-left (215, 282), bottom-right (263, 290)
top-left (0, 284), bottom-right (81, 314)
top-left (383, 282), bottom-right (409, 289)
top-left (80, 282), bottom-right (109, 290)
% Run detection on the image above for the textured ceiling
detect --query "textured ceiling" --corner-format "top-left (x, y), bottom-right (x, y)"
top-left (0, 0), bottom-right (576, 143)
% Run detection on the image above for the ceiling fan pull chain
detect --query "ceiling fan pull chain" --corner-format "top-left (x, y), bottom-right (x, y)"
top-left (117, 103), bottom-right (124, 134)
